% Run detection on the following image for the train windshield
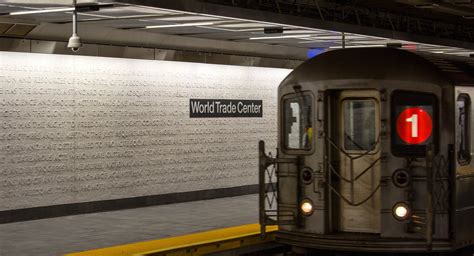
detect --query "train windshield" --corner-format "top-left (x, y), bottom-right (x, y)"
top-left (283, 93), bottom-right (312, 150)
top-left (343, 99), bottom-right (377, 150)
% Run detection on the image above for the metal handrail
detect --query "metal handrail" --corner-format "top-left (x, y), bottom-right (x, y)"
top-left (325, 134), bottom-right (382, 207)
top-left (426, 143), bottom-right (434, 251)
top-left (326, 135), bottom-right (381, 160)
top-left (328, 157), bottom-right (382, 183)
top-left (259, 140), bottom-right (298, 238)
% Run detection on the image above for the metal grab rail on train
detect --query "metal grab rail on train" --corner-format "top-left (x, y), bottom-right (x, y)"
top-left (404, 144), bottom-right (450, 251)
top-left (258, 140), bottom-right (299, 238)
top-left (431, 151), bottom-right (450, 215)
top-left (428, 147), bottom-right (451, 249)
top-left (426, 143), bottom-right (435, 251)
top-left (424, 144), bottom-right (451, 251)
top-left (325, 135), bottom-right (382, 207)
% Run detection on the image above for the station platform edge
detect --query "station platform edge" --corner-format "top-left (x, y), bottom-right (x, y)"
top-left (64, 223), bottom-right (278, 256)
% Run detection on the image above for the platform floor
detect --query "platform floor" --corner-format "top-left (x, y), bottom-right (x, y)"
top-left (0, 194), bottom-right (258, 256)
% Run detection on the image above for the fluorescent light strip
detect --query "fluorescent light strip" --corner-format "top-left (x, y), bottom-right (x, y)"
top-left (329, 45), bottom-right (385, 49)
top-left (75, 12), bottom-right (115, 19)
top-left (197, 26), bottom-right (264, 33)
top-left (309, 35), bottom-right (366, 40)
top-left (145, 22), bottom-right (214, 29)
top-left (150, 16), bottom-right (222, 22)
top-left (143, 6), bottom-right (330, 33)
top-left (249, 34), bottom-right (311, 40)
top-left (9, 7), bottom-right (75, 16)
top-left (444, 51), bottom-right (474, 55)
top-left (299, 39), bottom-right (340, 44)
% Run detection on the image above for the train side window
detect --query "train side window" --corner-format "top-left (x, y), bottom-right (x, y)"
top-left (391, 90), bottom-right (437, 157)
top-left (343, 99), bottom-right (376, 150)
top-left (457, 94), bottom-right (471, 165)
top-left (283, 94), bottom-right (312, 150)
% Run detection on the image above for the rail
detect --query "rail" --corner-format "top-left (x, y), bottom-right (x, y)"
top-left (325, 136), bottom-right (382, 207)
top-left (407, 145), bottom-right (451, 251)
top-left (258, 141), bottom-right (298, 238)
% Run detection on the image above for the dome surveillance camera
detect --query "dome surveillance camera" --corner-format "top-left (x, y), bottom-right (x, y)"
top-left (67, 34), bottom-right (82, 52)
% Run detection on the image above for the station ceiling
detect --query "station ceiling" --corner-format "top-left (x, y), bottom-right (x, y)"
top-left (0, 0), bottom-right (473, 57)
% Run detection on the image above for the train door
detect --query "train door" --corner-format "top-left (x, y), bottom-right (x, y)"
top-left (331, 90), bottom-right (381, 233)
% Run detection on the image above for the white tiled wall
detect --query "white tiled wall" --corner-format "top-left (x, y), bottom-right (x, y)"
top-left (0, 52), bottom-right (290, 210)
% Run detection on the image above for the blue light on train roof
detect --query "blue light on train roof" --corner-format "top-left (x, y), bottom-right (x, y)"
top-left (307, 48), bottom-right (325, 59)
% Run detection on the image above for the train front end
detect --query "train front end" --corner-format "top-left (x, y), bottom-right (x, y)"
top-left (258, 48), bottom-right (458, 253)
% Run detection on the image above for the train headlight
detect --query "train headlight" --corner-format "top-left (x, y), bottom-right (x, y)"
top-left (392, 202), bottom-right (411, 221)
top-left (300, 199), bottom-right (314, 216)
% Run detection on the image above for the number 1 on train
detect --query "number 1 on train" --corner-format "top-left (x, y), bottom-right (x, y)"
top-left (406, 114), bottom-right (418, 138)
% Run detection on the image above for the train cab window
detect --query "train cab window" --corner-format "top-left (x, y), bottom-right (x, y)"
top-left (391, 91), bottom-right (437, 157)
top-left (457, 94), bottom-right (471, 165)
top-left (343, 100), bottom-right (376, 151)
top-left (283, 94), bottom-right (312, 150)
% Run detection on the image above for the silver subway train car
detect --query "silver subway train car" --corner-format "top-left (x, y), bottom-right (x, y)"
top-left (259, 48), bottom-right (474, 254)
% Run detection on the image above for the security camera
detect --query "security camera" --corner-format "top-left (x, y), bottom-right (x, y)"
top-left (67, 33), bottom-right (82, 52)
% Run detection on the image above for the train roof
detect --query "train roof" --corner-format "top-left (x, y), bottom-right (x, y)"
top-left (281, 47), bottom-right (474, 87)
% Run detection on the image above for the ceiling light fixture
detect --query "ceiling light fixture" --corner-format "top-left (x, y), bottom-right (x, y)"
top-left (329, 44), bottom-right (385, 49)
top-left (414, 3), bottom-right (439, 8)
top-left (444, 51), bottom-right (474, 55)
top-left (249, 34), bottom-right (311, 40)
top-left (144, 22), bottom-right (215, 29)
top-left (298, 39), bottom-right (334, 44)
top-left (8, 7), bottom-right (75, 16)
top-left (307, 35), bottom-right (364, 40)
top-left (0, 3), bottom-right (113, 16)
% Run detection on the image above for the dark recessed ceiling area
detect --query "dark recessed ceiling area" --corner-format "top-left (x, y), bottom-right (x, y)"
top-left (0, 0), bottom-right (472, 56)
top-left (201, 0), bottom-right (474, 41)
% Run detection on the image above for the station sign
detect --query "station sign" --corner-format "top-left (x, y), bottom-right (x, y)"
top-left (395, 106), bottom-right (433, 145)
top-left (190, 99), bottom-right (263, 118)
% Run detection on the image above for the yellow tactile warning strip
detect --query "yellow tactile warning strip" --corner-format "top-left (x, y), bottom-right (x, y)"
top-left (64, 223), bottom-right (278, 256)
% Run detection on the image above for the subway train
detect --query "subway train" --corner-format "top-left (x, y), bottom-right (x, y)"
top-left (258, 47), bottom-right (474, 254)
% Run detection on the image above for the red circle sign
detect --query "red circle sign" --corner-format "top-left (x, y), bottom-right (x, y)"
top-left (396, 107), bottom-right (433, 144)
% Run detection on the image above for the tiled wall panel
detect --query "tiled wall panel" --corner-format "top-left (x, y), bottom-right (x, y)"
top-left (0, 52), bottom-right (290, 210)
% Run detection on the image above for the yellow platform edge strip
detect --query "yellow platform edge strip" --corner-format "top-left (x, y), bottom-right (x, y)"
top-left (64, 223), bottom-right (277, 256)
top-left (134, 226), bottom-right (277, 256)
